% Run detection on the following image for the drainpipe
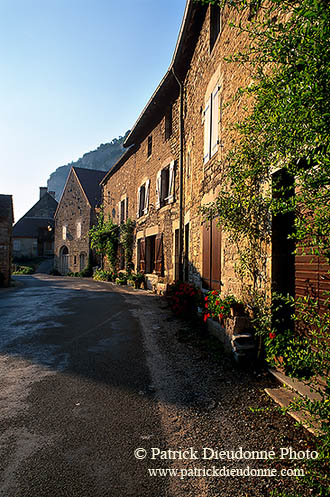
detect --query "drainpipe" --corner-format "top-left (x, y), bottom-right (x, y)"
top-left (172, 67), bottom-right (184, 281)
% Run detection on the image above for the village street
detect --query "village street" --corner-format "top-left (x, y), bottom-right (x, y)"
top-left (0, 275), bottom-right (312, 497)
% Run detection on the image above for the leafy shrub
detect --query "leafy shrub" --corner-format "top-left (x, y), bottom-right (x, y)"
top-left (12, 265), bottom-right (34, 275)
top-left (128, 272), bottom-right (145, 288)
top-left (203, 292), bottom-right (242, 323)
top-left (93, 269), bottom-right (111, 281)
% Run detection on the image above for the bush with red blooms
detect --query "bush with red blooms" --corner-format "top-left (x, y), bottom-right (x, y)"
top-left (203, 292), bottom-right (241, 323)
top-left (167, 281), bottom-right (202, 317)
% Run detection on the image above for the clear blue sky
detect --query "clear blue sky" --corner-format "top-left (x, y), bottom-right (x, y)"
top-left (0, 0), bottom-right (187, 221)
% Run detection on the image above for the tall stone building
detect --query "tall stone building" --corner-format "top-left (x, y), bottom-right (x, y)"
top-left (0, 194), bottom-right (14, 287)
top-left (12, 188), bottom-right (57, 259)
top-left (101, 0), bottom-right (329, 303)
top-left (54, 167), bottom-right (105, 274)
top-left (101, 0), bottom-right (250, 294)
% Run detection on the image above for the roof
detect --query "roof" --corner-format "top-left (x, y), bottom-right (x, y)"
top-left (73, 167), bottom-right (106, 207)
top-left (0, 194), bottom-right (14, 223)
top-left (23, 192), bottom-right (58, 219)
top-left (13, 217), bottom-right (54, 238)
top-left (124, 0), bottom-right (207, 147)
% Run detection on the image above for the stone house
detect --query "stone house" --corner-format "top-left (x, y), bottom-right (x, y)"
top-left (0, 195), bottom-right (14, 287)
top-left (101, 0), bottom-right (249, 294)
top-left (102, 0), bottom-right (329, 304)
top-left (12, 188), bottom-right (57, 260)
top-left (54, 167), bottom-right (105, 274)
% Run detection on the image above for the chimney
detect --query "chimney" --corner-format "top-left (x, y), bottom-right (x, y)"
top-left (39, 187), bottom-right (48, 199)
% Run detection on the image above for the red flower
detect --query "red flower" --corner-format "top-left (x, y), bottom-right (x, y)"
top-left (203, 313), bottom-right (210, 322)
top-left (269, 332), bottom-right (276, 339)
top-left (220, 305), bottom-right (224, 310)
top-left (205, 296), bottom-right (208, 301)
top-left (219, 313), bottom-right (223, 319)
top-left (215, 300), bottom-right (220, 306)
top-left (205, 303), bottom-right (208, 309)
top-left (212, 290), bottom-right (217, 295)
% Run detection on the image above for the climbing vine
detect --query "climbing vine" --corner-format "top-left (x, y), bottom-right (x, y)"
top-left (200, 1), bottom-right (330, 493)
top-left (120, 218), bottom-right (135, 273)
top-left (89, 208), bottom-right (119, 272)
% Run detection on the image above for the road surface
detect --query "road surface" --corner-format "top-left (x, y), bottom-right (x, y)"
top-left (0, 275), bottom-right (311, 497)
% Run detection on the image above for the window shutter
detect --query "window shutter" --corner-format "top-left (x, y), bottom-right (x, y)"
top-left (155, 234), bottom-right (163, 276)
top-left (168, 161), bottom-right (175, 203)
top-left (202, 221), bottom-right (211, 289)
top-left (156, 171), bottom-right (162, 209)
top-left (139, 239), bottom-right (146, 273)
top-left (117, 202), bottom-right (121, 224)
top-left (144, 179), bottom-right (150, 215)
top-left (125, 197), bottom-right (129, 221)
top-left (211, 218), bottom-right (222, 290)
top-left (211, 86), bottom-right (220, 158)
top-left (203, 97), bottom-right (211, 164)
top-left (137, 187), bottom-right (141, 218)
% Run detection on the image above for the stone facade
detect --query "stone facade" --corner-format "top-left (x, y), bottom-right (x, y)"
top-left (182, 4), bottom-right (253, 296)
top-left (0, 195), bottom-right (13, 287)
top-left (54, 167), bottom-right (105, 274)
top-left (101, 1), bottom-right (254, 296)
top-left (102, 97), bottom-right (181, 288)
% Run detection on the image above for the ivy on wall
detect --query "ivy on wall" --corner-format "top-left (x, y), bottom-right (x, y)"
top-left (199, 1), bottom-right (330, 493)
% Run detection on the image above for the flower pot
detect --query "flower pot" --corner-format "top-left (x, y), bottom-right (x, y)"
top-left (230, 303), bottom-right (245, 317)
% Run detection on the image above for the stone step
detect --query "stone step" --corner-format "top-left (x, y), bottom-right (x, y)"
top-left (264, 386), bottom-right (322, 436)
top-left (268, 368), bottom-right (323, 402)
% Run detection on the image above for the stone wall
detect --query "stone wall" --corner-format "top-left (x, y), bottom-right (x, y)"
top-left (103, 98), bottom-right (181, 287)
top-left (183, 5), bottom-right (254, 296)
top-left (54, 171), bottom-right (92, 274)
top-left (0, 195), bottom-right (13, 287)
top-left (103, 3), bottom-right (258, 296)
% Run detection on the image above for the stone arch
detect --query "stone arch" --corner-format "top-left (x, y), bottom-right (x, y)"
top-left (79, 252), bottom-right (87, 272)
top-left (59, 245), bottom-right (69, 275)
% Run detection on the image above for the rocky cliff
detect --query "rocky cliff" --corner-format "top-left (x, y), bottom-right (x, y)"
top-left (47, 131), bottom-right (129, 201)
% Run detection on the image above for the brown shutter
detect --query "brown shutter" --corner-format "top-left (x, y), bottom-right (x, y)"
top-left (202, 221), bottom-right (211, 289)
top-left (211, 217), bottom-right (221, 290)
top-left (125, 197), bottom-right (129, 221)
top-left (139, 239), bottom-right (146, 273)
top-left (155, 234), bottom-right (163, 276)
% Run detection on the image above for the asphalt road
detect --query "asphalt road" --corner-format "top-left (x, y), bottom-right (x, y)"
top-left (0, 275), bottom-right (312, 497)
top-left (0, 275), bottom-right (168, 497)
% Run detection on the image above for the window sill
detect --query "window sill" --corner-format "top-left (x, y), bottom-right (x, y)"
top-left (157, 202), bottom-right (174, 213)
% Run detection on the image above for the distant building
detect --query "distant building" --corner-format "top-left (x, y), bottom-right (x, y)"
top-left (0, 194), bottom-right (14, 287)
top-left (54, 167), bottom-right (105, 274)
top-left (13, 187), bottom-right (58, 259)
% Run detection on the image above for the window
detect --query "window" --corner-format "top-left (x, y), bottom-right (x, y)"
top-left (138, 234), bottom-right (163, 276)
top-left (74, 255), bottom-right (77, 265)
top-left (203, 84), bottom-right (220, 164)
top-left (118, 198), bottom-right (128, 224)
top-left (210, 4), bottom-right (221, 52)
top-left (147, 135), bottom-right (152, 157)
top-left (156, 161), bottom-right (176, 209)
top-left (76, 221), bottom-right (81, 239)
top-left (13, 240), bottom-right (21, 251)
top-left (165, 106), bottom-right (172, 140)
top-left (62, 225), bottom-right (67, 241)
top-left (202, 218), bottom-right (221, 290)
top-left (186, 151), bottom-right (191, 179)
top-left (137, 180), bottom-right (150, 218)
